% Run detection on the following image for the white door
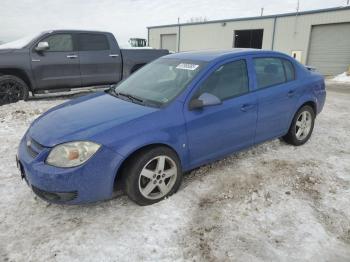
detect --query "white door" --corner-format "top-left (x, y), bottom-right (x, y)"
top-left (161, 34), bottom-right (177, 52)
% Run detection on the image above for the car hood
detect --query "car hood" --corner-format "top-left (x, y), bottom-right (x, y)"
top-left (28, 92), bottom-right (158, 147)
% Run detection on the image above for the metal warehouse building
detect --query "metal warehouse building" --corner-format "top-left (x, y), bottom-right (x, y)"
top-left (147, 6), bottom-right (350, 75)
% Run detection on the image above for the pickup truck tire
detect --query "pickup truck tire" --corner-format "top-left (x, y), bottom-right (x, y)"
top-left (0, 75), bottom-right (29, 106)
top-left (123, 146), bottom-right (182, 206)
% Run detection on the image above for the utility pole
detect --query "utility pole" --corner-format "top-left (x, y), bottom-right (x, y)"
top-left (177, 17), bottom-right (181, 53)
top-left (294, 0), bottom-right (300, 35)
top-left (347, 0), bottom-right (349, 5)
top-left (296, 0), bottom-right (300, 12)
top-left (260, 7), bottom-right (264, 16)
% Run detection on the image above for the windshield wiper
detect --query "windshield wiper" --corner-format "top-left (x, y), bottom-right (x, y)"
top-left (108, 89), bottom-right (144, 104)
top-left (117, 92), bottom-right (144, 103)
top-left (107, 88), bottom-right (163, 107)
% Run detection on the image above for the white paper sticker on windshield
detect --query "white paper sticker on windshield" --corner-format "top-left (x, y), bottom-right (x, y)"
top-left (176, 63), bottom-right (199, 71)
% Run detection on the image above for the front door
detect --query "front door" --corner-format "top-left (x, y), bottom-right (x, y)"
top-left (184, 59), bottom-right (258, 167)
top-left (31, 33), bottom-right (81, 90)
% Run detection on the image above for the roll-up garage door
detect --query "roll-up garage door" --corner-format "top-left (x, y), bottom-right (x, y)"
top-left (161, 34), bottom-right (177, 52)
top-left (308, 23), bottom-right (350, 75)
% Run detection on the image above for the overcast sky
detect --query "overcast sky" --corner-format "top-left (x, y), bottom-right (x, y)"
top-left (0, 0), bottom-right (348, 45)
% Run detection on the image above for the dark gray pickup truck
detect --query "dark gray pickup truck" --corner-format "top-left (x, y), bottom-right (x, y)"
top-left (0, 30), bottom-right (169, 105)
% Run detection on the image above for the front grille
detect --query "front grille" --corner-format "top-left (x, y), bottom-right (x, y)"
top-left (26, 136), bottom-right (45, 158)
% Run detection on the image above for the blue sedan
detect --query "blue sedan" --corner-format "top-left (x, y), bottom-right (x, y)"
top-left (17, 49), bottom-right (326, 205)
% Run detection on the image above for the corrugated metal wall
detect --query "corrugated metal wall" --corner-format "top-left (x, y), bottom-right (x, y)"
top-left (148, 8), bottom-right (350, 74)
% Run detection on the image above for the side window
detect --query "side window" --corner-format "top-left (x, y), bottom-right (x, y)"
top-left (283, 59), bottom-right (295, 82)
top-left (78, 33), bottom-right (109, 51)
top-left (195, 60), bottom-right (249, 101)
top-left (42, 34), bottom-right (73, 52)
top-left (254, 58), bottom-right (286, 89)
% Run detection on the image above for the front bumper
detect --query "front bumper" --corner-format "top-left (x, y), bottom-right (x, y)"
top-left (17, 135), bottom-right (124, 204)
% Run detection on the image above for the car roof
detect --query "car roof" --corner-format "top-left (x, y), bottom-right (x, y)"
top-left (41, 29), bottom-right (111, 35)
top-left (164, 49), bottom-right (288, 62)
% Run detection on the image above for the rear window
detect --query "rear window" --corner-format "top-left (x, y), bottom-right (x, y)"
top-left (254, 58), bottom-right (286, 89)
top-left (78, 33), bottom-right (109, 51)
top-left (253, 57), bottom-right (296, 89)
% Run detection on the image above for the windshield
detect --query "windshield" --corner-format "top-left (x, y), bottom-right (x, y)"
top-left (0, 33), bottom-right (40, 49)
top-left (113, 58), bottom-right (206, 106)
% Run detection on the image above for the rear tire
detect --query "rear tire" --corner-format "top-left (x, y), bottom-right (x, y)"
top-left (0, 75), bottom-right (29, 106)
top-left (123, 147), bottom-right (182, 206)
top-left (283, 105), bottom-right (315, 146)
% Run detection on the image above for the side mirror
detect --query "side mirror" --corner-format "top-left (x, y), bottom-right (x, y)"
top-left (189, 92), bottom-right (222, 110)
top-left (35, 42), bottom-right (49, 52)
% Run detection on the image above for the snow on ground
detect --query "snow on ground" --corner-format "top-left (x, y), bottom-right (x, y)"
top-left (330, 72), bottom-right (350, 84)
top-left (0, 86), bottom-right (350, 262)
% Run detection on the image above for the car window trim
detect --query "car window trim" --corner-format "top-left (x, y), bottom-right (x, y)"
top-left (187, 58), bottom-right (251, 108)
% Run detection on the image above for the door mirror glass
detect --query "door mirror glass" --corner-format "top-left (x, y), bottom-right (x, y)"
top-left (189, 92), bottom-right (222, 110)
top-left (35, 41), bottom-right (49, 52)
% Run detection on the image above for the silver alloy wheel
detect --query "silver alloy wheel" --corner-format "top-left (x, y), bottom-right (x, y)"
top-left (138, 155), bottom-right (178, 200)
top-left (295, 111), bottom-right (312, 140)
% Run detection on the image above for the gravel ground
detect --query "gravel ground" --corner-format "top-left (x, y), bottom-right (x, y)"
top-left (0, 84), bottom-right (349, 262)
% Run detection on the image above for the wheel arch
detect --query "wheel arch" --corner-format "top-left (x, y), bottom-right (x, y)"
top-left (301, 101), bottom-right (317, 115)
top-left (0, 68), bottom-right (33, 91)
top-left (295, 99), bottom-right (317, 116)
top-left (113, 143), bottom-right (181, 190)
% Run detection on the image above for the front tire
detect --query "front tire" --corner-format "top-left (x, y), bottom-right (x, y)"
top-left (283, 105), bottom-right (315, 146)
top-left (123, 147), bottom-right (182, 206)
top-left (0, 75), bottom-right (29, 106)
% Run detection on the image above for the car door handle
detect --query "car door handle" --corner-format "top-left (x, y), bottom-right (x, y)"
top-left (287, 90), bottom-right (295, 97)
top-left (67, 55), bottom-right (78, 59)
top-left (109, 54), bottom-right (119, 57)
top-left (240, 104), bottom-right (255, 112)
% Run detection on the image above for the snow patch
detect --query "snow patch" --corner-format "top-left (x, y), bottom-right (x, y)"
top-left (1, 90), bottom-right (350, 261)
top-left (330, 72), bottom-right (350, 83)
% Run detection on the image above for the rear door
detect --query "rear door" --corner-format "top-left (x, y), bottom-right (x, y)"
top-left (77, 33), bottom-right (122, 86)
top-left (252, 56), bottom-right (300, 143)
top-left (184, 58), bottom-right (258, 167)
top-left (31, 33), bottom-right (81, 90)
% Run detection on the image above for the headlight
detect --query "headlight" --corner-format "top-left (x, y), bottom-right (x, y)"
top-left (46, 141), bottom-right (101, 168)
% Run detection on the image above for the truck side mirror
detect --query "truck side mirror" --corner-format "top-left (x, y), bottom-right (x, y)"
top-left (189, 93), bottom-right (222, 110)
top-left (35, 42), bottom-right (49, 52)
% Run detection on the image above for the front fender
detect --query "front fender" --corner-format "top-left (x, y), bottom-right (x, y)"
top-left (112, 130), bottom-right (189, 170)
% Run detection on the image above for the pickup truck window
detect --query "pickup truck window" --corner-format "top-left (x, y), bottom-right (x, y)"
top-left (42, 34), bottom-right (73, 52)
top-left (78, 33), bottom-right (109, 51)
top-left (113, 58), bottom-right (206, 106)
